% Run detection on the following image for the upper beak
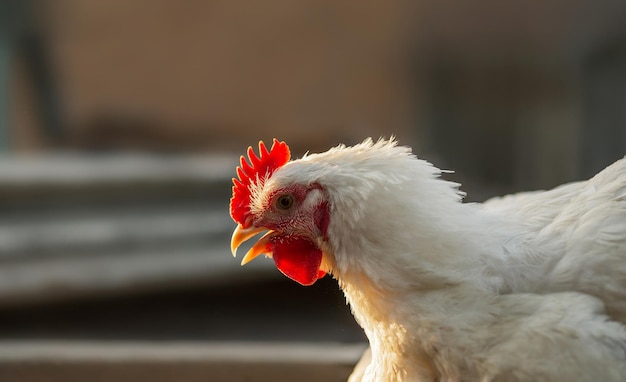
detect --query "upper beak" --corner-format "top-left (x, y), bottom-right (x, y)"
top-left (230, 224), bottom-right (275, 266)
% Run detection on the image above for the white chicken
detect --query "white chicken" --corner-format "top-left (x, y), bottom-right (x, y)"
top-left (229, 138), bottom-right (626, 381)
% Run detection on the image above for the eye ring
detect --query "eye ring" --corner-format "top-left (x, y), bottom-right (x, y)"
top-left (275, 194), bottom-right (295, 210)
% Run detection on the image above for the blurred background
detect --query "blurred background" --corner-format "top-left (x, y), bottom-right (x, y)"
top-left (0, 0), bottom-right (625, 380)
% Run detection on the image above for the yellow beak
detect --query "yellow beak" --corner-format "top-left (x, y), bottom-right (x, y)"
top-left (230, 224), bottom-right (276, 266)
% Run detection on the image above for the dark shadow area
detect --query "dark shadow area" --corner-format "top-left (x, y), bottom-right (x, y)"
top-left (0, 277), bottom-right (366, 343)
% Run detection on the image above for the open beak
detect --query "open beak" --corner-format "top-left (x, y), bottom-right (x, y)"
top-left (230, 224), bottom-right (276, 266)
top-left (231, 223), bottom-right (327, 286)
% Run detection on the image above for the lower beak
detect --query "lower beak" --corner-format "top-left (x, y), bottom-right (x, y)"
top-left (230, 224), bottom-right (275, 265)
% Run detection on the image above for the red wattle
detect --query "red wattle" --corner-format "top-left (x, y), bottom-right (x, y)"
top-left (271, 236), bottom-right (325, 286)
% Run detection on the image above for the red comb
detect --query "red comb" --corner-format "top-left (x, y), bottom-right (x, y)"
top-left (230, 139), bottom-right (291, 226)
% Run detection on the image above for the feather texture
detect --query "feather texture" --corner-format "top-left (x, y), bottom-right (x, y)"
top-left (231, 138), bottom-right (626, 381)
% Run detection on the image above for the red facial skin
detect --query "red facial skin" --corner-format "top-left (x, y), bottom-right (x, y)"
top-left (254, 184), bottom-right (330, 286)
top-left (272, 236), bottom-right (326, 286)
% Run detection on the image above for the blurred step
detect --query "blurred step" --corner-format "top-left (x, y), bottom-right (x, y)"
top-left (0, 208), bottom-right (232, 258)
top-left (0, 240), bottom-right (276, 307)
top-left (0, 153), bottom-right (236, 214)
top-left (0, 153), bottom-right (236, 185)
top-left (0, 153), bottom-right (276, 306)
top-left (0, 341), bottom-right (366, 382)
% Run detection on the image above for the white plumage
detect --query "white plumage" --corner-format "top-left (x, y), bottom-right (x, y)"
top-left (230, 138), bottom-right (626, 381)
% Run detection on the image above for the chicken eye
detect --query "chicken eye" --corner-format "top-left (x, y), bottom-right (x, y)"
top-left (275, 194), bottom-right (295, 210)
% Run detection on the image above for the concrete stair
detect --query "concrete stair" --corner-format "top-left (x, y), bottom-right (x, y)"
top-left (0, 341), bottom-right (365, 382)
top-left (0, 153), bottom-right (366, 381)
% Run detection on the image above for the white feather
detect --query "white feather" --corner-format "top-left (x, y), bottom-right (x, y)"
top-left (266, 138), bottom-right (626, 381)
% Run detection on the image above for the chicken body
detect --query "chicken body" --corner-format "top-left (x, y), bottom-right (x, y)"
top-left (230, 138), bottom-right (626, 381)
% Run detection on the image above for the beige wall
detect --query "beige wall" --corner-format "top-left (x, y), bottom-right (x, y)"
top-left (14, 1), bottom-right (420, 153)
top-left (10, 0), bottom-right (626, 190)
